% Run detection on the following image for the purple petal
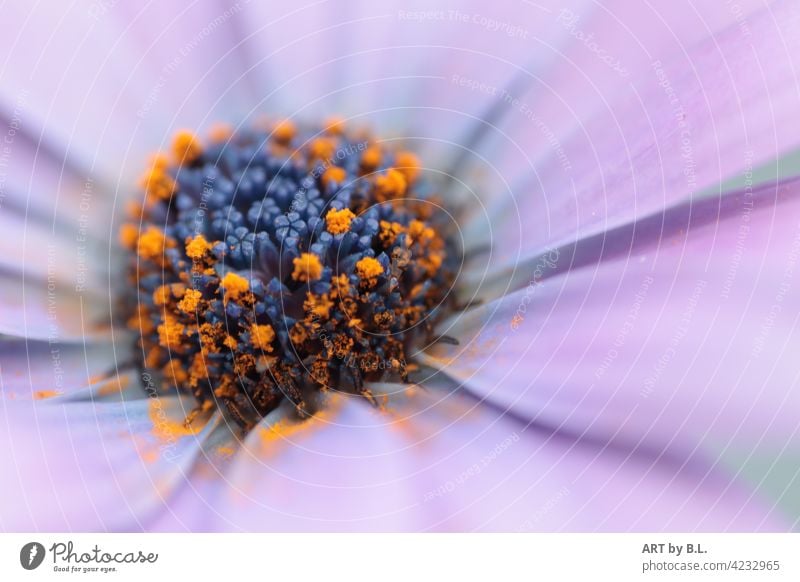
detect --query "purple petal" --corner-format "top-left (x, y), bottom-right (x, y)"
top-left (0, 121), bottom-right (98, 227)
top-left (111, 2), bottom-right (257, 127)
top-left (0, 210), bottom-right (109, 287)
top-left (0, 1), bottom-right (258, 183)
top-left (234, 1), bottom-right (576, 170)
top-left (152, 388), bottom-right (787, 531)
top-left (0, 2), bottom-right (153, 178)
top-left (427, 179), bottom-right (800, 471)
top-left (462, 0), bottom-right (800, 289)
top-left (0, 340), bottom-right (122, 400)
top-left (0, 397), bottom-right (214, 531)
top-left (146, 418), bottom-right (242, 532)
top-left (0, 271), bottom-right (112, 341)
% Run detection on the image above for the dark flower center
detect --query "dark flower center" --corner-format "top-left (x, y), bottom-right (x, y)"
top-left (121, 119), bottom-right (459, 430)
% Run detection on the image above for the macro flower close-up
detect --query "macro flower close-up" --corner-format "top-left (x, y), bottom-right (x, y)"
top-left (1, 0), bottom-right (800, 535)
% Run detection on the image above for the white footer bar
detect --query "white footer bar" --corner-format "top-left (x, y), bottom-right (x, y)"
top-left (1, 533), bottom-right (797, 581)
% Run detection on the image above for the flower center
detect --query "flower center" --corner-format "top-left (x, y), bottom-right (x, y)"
top-left (121, 119), bottom-right (458, 429)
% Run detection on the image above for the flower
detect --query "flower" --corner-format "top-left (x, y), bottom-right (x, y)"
top-left (1, 0), bottom-right (799, 532)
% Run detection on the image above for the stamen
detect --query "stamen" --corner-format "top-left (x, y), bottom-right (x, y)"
top-left (172, 130), bottom-right (203, 164)
top-left (219, 272), bottom-right (250, 302)
top-left (272, 119), bottom-right (296, 144)
top-left (122, 120), bottom-right (458, 430)
top-left (250, 324), bottom-right (276, 352)
top-left (177, 289), bottom-right (202, 313)
top-left (394, 151), bottom-right (421, 183)
top-left (137, 227), bottom-right (168, 261)
top-left (325, 208), bottom-right (355, 235)
top-left (374, 168), bottom-right (407, 201)
top-left (292, 253), bottom-right (323, 282)
top-left (360, 145), bottom-right (382, 171)
top-left (355, 257), bottom-right (383, 287)
top-left (185, 235), bottom-right (212, 259)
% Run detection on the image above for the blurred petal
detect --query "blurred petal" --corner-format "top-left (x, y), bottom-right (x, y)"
top-left (152, 388), bottom-right (787, 531)
top-left (147, 417), bottom-right (243, 532)
top-left (463, 0), bottom-right (800, 292)
top-left (0, 108), bottom-right (124, 287)
top-left (0, 210), bottom-right (108, 287)
top-left (112, 1), bottom-right (258, 127)
top-left (426, 178), bottom-right (800, 494)
top-left (0, 339), bottom-right (121, 400)
top-left (0, 193), bottom-right (116, 341)
top-left (0, 114), bottom-right (96, 227)
top-left (471, 0), bottom-right (771, 190)
top-left (234, 0), bottom-right (588, 197)
top-left (0, 2), bottom-right (150, 180)
top-left (0, 396), bottom-right (216, 531)
top-left (237, 0), bottom-right (551, 124)
top-left (185, 396), bottom-right (430, 531)
top-left (0, 270), bottom-right (112, 341)
top-left (0, 1), bottom-right (260, 177)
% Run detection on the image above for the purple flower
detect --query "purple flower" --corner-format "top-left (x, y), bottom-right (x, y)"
top-left (1, 0), bottom-right (799, 532)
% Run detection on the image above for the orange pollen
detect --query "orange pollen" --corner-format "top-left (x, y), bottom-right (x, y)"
top-left (273, 119), bottom-right (296, 143)
top-left (186, 235), bottom-right (213, 260)
top-left (219, 272), bottom-right (249, 301)
top-left (149, 153), bottom-right (169, 170)
top-left (379, 220), bottom-right (405, 247)
top-left (355, 257), bottom-right (383, 282)
top-left (153, 285), bottom-right (171, 306)
top-left (209, 123), bottom-right (233, 143)
top-left (325, 207), bottom-right (356, 235)
top-left (308, 138), bottom-right (336, 161)
top-left (322, 166), bottom-right (347, 187)
top-left (395, 151), bottom-right (421, 183)
top-left (157, 317), bottom-right (185, 349)
top-left (125, 200), bottom-right (144, 219)
top-left (324, 116), bottom-right (345, 135)
top-left (172, 130), bottom-right (203, 164)
top-left (408, 219), bottom-right (435, 243)
top-left (163, 361), bottom-right (189, 386)
top-left (305, 292), bottom-right (335, 319)
top-left (137, 227), bottom-right (167, 261)
top-left (140, 167), bottom-right (175, 201)
top-left (251, 324), bottom-right (276, 352)
top-left (292, 253), bottom-right (323, 282)
top-left (177, 288), bottom-right (202, 313)
top-left (119, 223), bottom-right (139, 249)
top-left (361, 145), bottom-right (382, 169)
top-left (375, 168), bottom-right (407, 200)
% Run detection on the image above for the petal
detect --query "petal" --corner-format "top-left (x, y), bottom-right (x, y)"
top-left (146, 418), bottom-right (244, 532)
top-left (476, 0), bottom-right (771, 178)
top-left (0, 114), bottom-right (126, 292)
top-left (0, 209), bottom-right (109, 286)
top-left (0, 396), bottom-right (216, 531)
top-left (236, 0), bottom-right (552, 122)
top-left (425, 179), bottom-right (800, 492)
top-left (462, 0), bottom-right (800, 292)
top-left (0, 192), bottom-right (125, 343)
top-left (0, 266), bottom-right (113, 341)
top-left (111, 2), bottom-right (258, 126)
top-left (0, 339), bottom-right (121, 400)
top-left (234, 0), bottom-right (585, 194)
top-left (153, 387), bottom-right (787, 531)
top-left (190, 396), bottom-right (431, 531)
top-left (0, 1), bottom-right (258, 181)
top-left (0, 2), bottom-right (152, 180)
top-left (0, 117), bottom-right (96, 227)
